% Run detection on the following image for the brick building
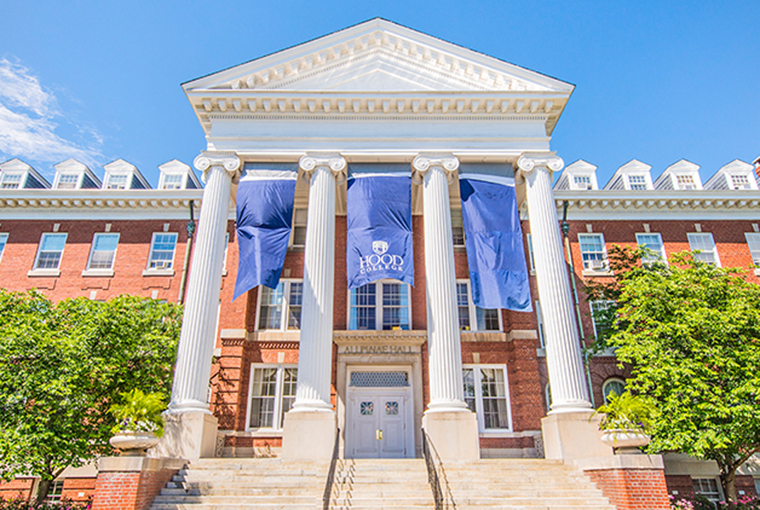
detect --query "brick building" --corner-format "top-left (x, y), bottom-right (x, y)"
top-left (1, 18), bottom-right (759, 508)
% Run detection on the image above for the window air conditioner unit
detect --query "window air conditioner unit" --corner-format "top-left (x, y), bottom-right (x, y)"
top-left (590, 260), bottom-right (606, 270)
top-left (153, 261), bottom-right (171, 270)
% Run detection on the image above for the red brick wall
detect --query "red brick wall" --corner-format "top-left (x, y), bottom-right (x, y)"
top-left (0, 478), bottom-right (34, 501)
top-left (91, 468), bottom-right (177, 510)
top-left (587, 468), bottom-right (670, 510)
top-left (665, 475), bottom-right (696, 500)
top-left (61, 477), bottom-right (97, 502)
top-left (737, 475), bottom-right (758, 499)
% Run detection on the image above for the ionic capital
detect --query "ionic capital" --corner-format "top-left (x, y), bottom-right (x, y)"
top-left (516, 153), bottom-right (564, 176)
top-left (194, 151), bottom-right (242, 183)
top-left (411, 154), bottom-right (460, 184)
top-left (299, 154), bottom-right (347, 183)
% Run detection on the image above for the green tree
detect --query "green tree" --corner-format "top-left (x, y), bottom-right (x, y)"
top-left (587, 246), bottom-right (760, 502)
top-left (0, 290), bottom-right (181, 503)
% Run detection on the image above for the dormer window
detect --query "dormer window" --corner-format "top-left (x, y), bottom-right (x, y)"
top-left (730, 174), bottom-right (751, 190)
top-left (162, 174), bottom-right (184, 190)
top-left (676, 174), bottom-right (696, 190)
top-left (628, 175), bottom-right (648, 190)
top-left (106, 174), bottom-right (128, 190)
top-left (1, 173), bottom-right (22, 189)
top-left (573, 175), bottom-right (592, 190)
top-left (56, 174), bottom-right (79, 189)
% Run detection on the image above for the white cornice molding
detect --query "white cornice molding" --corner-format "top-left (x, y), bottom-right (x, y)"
top-left (0, 189), bottom-right (204, 213)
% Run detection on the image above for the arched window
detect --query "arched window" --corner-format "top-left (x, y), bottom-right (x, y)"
top-left (602, 378), bottom-right (626, 404)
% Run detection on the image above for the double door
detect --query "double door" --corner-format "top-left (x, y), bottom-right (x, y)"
top-left (346, 386), bottom-right (413, 458)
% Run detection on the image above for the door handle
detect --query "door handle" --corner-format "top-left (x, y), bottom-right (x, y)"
top-left (376, 429), bottom-right (383, 440)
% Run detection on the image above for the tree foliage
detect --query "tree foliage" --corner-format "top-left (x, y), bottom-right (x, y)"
top-left (588, 246), bottom-right (760, 502)
top-left (0, 290), bottom-right (181, 502)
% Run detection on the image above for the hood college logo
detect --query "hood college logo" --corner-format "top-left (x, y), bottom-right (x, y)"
top-left (360, 239), bottom-right (404, 274)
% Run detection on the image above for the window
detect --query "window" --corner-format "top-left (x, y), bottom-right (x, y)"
top-left (746, 233), bottom-right (760, 266)
top-left (730, 174), bottom-right (752, 190)
top-left (463, 366), bottom-right (511, 431)
top-left (635, 233), bottom-right (666, 264)
top-left (0, 233), bottom-right (7, 264)
top-left (87, 233), bottom-right (119, 270)
top-left (257, 280), bottom-right (302, 331)
top-left (1, 173), bottom-right (22, 189)
top-left (291, 209), bottom-right (307, 247)
top-left (688, 233), bottom-right (719, 266)
top-left (676, 174), bottom-right (696, 190)
top-left (578, 233), bottom-right (607, 271)
top-left (56, 174), bottom-right (79, 189)
top-left (456, 281), bottom-right (500, 331)
top-left (451, 208), bottom-right (465, 247)
top-left (222, 233), bottom-right (230, 274)
top-left (535, 300), bottom-right (545, 349)
top-left (247, 365), bottom-right (297, 430)
top-left (34, 233), bottom-right (67, 270)
top-left (602, 378), bottom-right (626, 404)
top-left (147, 233), bottom-right (178, 270)
top-left (574, 175), bottom-right (592, 190)
top-left (590, 300), bottom-right (615, 339)
top-left (628, 175), bottom-right (648, 190)
top-left (162, 174), bottom-right (184, 190)
top-left (526, 233), bottom-right (535, 272)
top-left (349, 281), bottom-right (410, 330)
top-left (45, 480), bottom-right (63, 502)
top-left (106, 174), bottom-right (128, 190)
top-left (693, 478), bottom-right (722, 506)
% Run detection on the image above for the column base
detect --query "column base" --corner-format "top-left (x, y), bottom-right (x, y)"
top-left (281, 410), bottom-right (337, 462)
top-left (541, 411), bottom-right (612, 461)
top-left (149, 410), bottom-right (218, 462)
top-left (422, 410), bottom-right (480, 461)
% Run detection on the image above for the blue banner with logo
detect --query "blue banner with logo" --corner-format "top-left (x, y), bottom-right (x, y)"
top-left (459, 164), bottom-right (532, 312)
top-left (347, 165), bottom-right (414, 289)
top-left (233, 163), bottom-right (298, 301)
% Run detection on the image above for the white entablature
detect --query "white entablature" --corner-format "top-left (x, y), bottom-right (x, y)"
top-left (183, 18), bottom-right (574, 155)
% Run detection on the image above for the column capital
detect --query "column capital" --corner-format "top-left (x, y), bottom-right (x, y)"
top-left (299, 154), bottom-right (347, 183)
top-left (517, 153), bottom-right (564, 175)
top-left (411, 154), bottom-right (459, 184)
top-left (193, 151), bottom-right (241, 183)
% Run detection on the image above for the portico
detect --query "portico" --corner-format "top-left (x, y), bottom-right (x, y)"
top-left (161, 18), bottom-right (593, 463)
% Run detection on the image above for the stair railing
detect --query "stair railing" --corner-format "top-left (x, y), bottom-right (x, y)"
top-left (421, 428), bottom-right (456, 509)
top-left (322, 427), bottom-right (340, 509)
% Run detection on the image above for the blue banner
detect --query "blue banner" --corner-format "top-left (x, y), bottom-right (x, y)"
top-left (459, 166), bottom-right (532, 312)
top-left (347, 166), bottom-right (414, 289)
top-left (233, 164), bottom-right (298, 301)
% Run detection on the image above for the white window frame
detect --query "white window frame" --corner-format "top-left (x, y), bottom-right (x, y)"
top-left (348, 279), bottom-right (412, 331)
top-left (255, 279), bottom-right (303, 331)
top-left (0, 233), bottom-right (8, 265)
top-left (84, 233), bottom-right (120, 275)
top-left (730, 174), bottom-right (752, 190)
top-left (451, 208), bottom-right (465, 247)
top-left (590, 300), bottom-right (615, 339)
top-left (675, 174), bottom-right (697, 190)
top-left (222, 232), bottom-right (230, 275)
top-left (462, 364), bottom-right (513, 433)
top-left (687, 233), bottom-right (720, 266)
top-left (578, 233), bottom-right (608, 272)
top-left (746, 233), bottom-right (760, 275)
top-left (456, 280), bottom-right (503, 332)
top-left (535, 300), bottom-right (545, 350)
top-left (573, 174), bottom-right (593, 190)
top-left (144, 232), bottom-right (178, 274)
top-left (55, 173), bottom-right (80, 189)
top-left (31, 233), bottom-right (67, 275)
top-left (526, 233), bottom-right (536, 273)
top-left (290, 208), bottom-right (307, 247)
top-left (693, 478), bottom-right (723, 506)
top-left (105, 173), bottom-right (128, 190)
top-left (635, 233), bottom-right (666, 264)
top-left (245, 363), bottom-right (298, 432)
top-left (0, 172), bottom-right (23, 189)
top-left (627, 174), bottom-right (648, 190)
top-left (160, 173), bottom-right (185, 190)
top-left (602, 378), bottom-right (626, 404)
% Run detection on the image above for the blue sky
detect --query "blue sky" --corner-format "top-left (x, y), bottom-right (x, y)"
top-left (1, 1), bottom-right (758, 187)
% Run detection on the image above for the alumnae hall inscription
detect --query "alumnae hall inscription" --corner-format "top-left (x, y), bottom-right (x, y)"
top-left (341, 345), bottom-right (414, 355)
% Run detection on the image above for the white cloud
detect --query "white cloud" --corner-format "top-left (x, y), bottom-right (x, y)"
top-left (0, 58), bottom-right (103, 171)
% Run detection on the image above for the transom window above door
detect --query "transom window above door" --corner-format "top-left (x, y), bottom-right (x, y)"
top-left (349, 280), bottom-right (411, 330)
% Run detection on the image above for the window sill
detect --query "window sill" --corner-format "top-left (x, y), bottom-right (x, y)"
top-left (478, 430), bottom-right (516, 438)
top-left (241, 430), bottom-right (284, 437)
top-left (582, 269), bottom-right (614, 277)
top-left (28, 269), bottom-right (60, 277)
top-left (755, 269), bottom-right (760, 277)
top-left (82, 269), bottom-right (114, 278)
top-left (142, 269), bottom-right (175, 277)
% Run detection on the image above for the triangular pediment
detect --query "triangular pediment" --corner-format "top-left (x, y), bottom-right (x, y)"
top-left (184, 19), bottom-right (572, 94)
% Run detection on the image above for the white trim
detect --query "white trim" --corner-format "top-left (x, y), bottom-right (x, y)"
top-left (0, 233), bottom-right (8, 265)
top-left (635, 232), bottom-right (666, 264)
top-left (602, 378), bottom-right (626, 404)
top-left (687, 232), bottom-right (721, 267)
top-left (578, 232), bottom-right (609, 274)
top-left (462, 364), bottom-right (513, 433)
top-left (32, 232), bottom-right (67, 272)
top-left (240, 170), bottom-right (298, 181)
top-left (82, 269), bottom-right (115, 277)
top-left (146, 232), bottom-right (179, 271)
top-left (28, 269), bottom-right (61, 277)
top-left (245, 363), bottom-right (298, 432)
top-left (455, 279), bottom-right (503, 332)
top-left (459, 174), bottom-right (515, 187)
top-left (255, 279), bottom-right (303, 331)
top-left (347, 279), bottom-right (413, 331)
top-left (86, 232), bottom-right (120, 272)
top-left (348, 172), bottom-right (411, 179)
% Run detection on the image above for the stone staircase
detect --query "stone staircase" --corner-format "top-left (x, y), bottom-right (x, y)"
top-left (150, 458), bottom-right (328, 509)
top-left (440, 459), bottom-right (616, 509)
top-left (150, 457), bottom-right (616, 510)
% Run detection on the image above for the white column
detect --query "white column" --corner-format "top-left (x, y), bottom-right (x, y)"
top-left (412, 154), bottom-right (469, 413)
top-left (291, 154), bottom-right (346, 412)
top-left (518, 153), bottom-right (592, 413)
top-left (168, 151), bottom-right (240, 413)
